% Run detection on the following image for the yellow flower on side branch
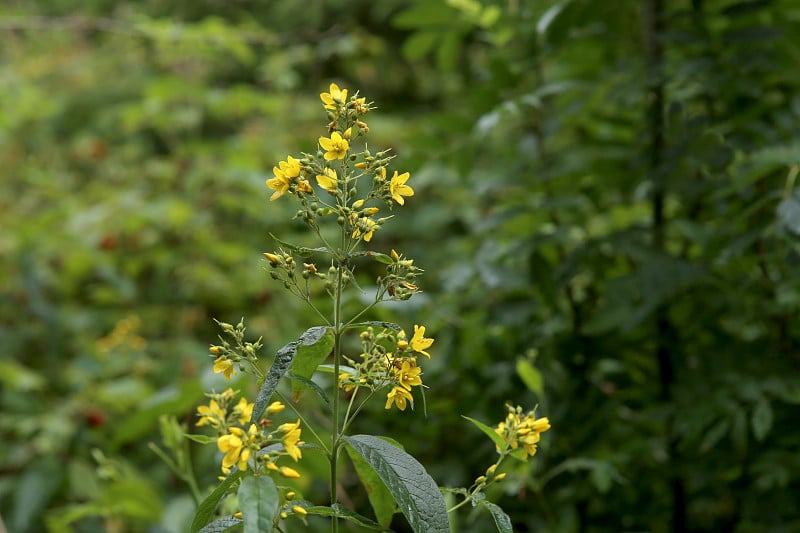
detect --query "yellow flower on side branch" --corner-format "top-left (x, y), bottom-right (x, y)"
top-left (320, 83), bottom-right (348, 111)
top-left (389, 171), bottom-right (414, 205)
top-left (319, 132), bottom-right (349, 161)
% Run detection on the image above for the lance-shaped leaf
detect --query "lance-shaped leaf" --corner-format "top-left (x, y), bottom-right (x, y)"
top-left (462, 415), bottom-right (505, 450)
top-left (343, 435), bottom-right (449, 533)
top-left (305, 503), bottom-right (390, 531)
top-left (239, 476), bottom-right (278, 533)
top-left (197, 515), bottom-right (243, 533)
top-left (286, 372), bottom-right (331, 410)
top-left (250, 326), bottom-right (328, 425)
top-left (191, 471), bottom-right (246, 533)
top-left (289, 327), bottom-right (333, 401)
top-left (269, 233), bottom-right (330, 257)
top-left (348, 250), bottom-right (394, 264)
top-left (345, 444), bottom-right (396, 527)
top-left (476, 499), bottom-right (512, 533)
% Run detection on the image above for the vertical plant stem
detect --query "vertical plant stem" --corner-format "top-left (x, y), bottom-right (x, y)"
top-left (330, 226), bottom-right (347, 533)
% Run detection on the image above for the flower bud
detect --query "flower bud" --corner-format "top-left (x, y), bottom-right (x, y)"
top-left (495, 473), bottom-right (507, 481)
top-left (263, 252), bottom-right (280, 266)
top-left (209, 345), bottom-right (223, 355)
top-left (354, 161), bottom-right (367, 169)
top-left (292, 505), bottom-right (308, 516)
top-left (279, 466), bottom-right (301, 478)
top-left (266, 401), bottom-right (285, 415)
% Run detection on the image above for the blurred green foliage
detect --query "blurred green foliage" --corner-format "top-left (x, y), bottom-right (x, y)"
top-left (2, 0), bottom-right (800, 531)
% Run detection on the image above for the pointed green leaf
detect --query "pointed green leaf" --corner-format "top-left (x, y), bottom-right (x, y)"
top-left (269, 233), bottom-right (330, 257)
top-left (403, 31), bottom-right (439, 60)
top-left (349, 250), bottom-right (394, 264)
top-left (345, 444), bottom-right (396, 527)
top-left (477, 500), bottom-right (512, 533)
top-left (317, 363), bottom-right (358, 376)
top-left (305, 503), bottom-right (390, 531)
top-left (349, 321), bottom-right (403, 332)
top-left (197, 515), bottom-right (243, 533)
top-left (250, 326), bottom-right (328, 425)
top-left (516, 359), bottom-right (544, 398)
top-left (239, 476), bottom-right (278, 533)
top-left (184, 433), bottom-right (217, 445)
top-left (286, 371), bottom-right (331, 410)
top-left (290, 327), bottom-right (333, 400)
top-left (343, 435), bottom-right (449, 533)
top-left (191, 471), bottom-right (246, 532)
top-left (462, 415), bottom-right (504, 450)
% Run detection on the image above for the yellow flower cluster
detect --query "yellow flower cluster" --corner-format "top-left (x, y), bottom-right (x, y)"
top-left (264, 82), bottom-right (416, 248)
top-left (495, 406), bottom-right (551, 459)
top-left (195, 393), bottom-right (303, 475)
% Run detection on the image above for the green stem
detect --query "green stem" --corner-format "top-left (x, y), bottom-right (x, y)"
top-left (330, 226), bottom-right (347, 533)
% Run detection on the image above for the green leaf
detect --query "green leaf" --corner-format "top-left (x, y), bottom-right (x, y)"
top-left (403, 31), bottom-right (440, 61)
top-left (239, 476), bottom-right (278, 533)
top-left (317, 363), bottom-right (358, 376)
top-left (393, 3), bottom-right (456, 29)
top-left (184, 433), bottom-right (217, 444)
top-left (305, 503), bottom-right (390, 530)
top-left (350, 321), bottom-right (403, 332)
top-left (349, 250), bottom-right (394, 264)
top-left (343, 435), bottom-right (449, 533)
top-left (269, 233), bottom-right (330, 257)
top-left (436, 31), bottom-right (462, 72)
top-left (250, 326), bottom-right (328, 425)
top-left (477, 500), bottom-right (512, 533)
top-left (752, 398), bottom-right (773, 442)
top-left (191, 471), bottom-right (246, 533)
top-left (345, 444), bottom-right (396, 527)
top-left (198, 515), bottom-right (243, 533)
top-left (11, 458), bottom-right (63, 532)
top-left (462, 415), bottom-right (505, 450)
top-left (290, 327), bottom-right (333, 401)
top-left (516, 358), bottom-right (544, 398)
top-left (537, 0), bottom-right (572, 37)
top-left (286, 371), bottom-right (331, 410)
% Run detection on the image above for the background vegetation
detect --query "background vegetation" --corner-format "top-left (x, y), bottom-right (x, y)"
top-left (2, 0), bottom-right (800, 531)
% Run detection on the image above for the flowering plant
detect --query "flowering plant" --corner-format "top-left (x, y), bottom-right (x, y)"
top-left (186, 84), bottom-right (551, 532)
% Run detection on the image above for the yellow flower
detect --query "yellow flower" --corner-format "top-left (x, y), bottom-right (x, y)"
top-left (217, 424), bottom-right (260, 473)
top-left (266, 174), bottom-right (290, 201)
top-left (267, 156), bottom-right (302, 201)
top-left (353, 97), bottom-right (368, 114)
top-left (385, 385), bottom-right (413, 411)
top-left (389, 171), bottom-right (414, 205)
top-left (352, 218), bottom-right (377, 242)
top-left (278, 420), bottom-right (303, 461)
top-left (279, 466), bottom-right (301, 478)
top-left (315, 167), bottom-right (338, 192)
top-left (320, 83), bottom-right (348, 110)
top-left (339, 372), bottom-right (356, 393)
top-left (217, 427), bottom-right (246, 472)
top-left (232, 397), bottom-right (254, 425)
top-left (263, 252), bottom-right (280, 265)
top-left (266, 401), bottom-right (285, 415)
top-left (196, 399), bottom-right (225, 428)
top-left (213, 357), bottom-right (236, 381)
top-left (409, 325), bottom-right (433, 358)
top-left (319, 132), bottom-right (349, 161)
top-left (397, 359), bottom-right (422, 391)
